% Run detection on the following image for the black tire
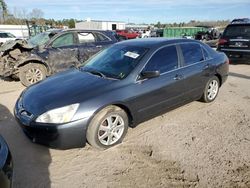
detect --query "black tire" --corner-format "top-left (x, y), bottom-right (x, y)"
top-left (200, 76), bottom-right (220, 103)
top-left (19, 63), bottom-right (47, 87)
top-left (86, 105), bottom-right (128, 150)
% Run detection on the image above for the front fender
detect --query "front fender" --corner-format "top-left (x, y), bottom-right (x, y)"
top-left (17, 55), bottom-right (51, 75)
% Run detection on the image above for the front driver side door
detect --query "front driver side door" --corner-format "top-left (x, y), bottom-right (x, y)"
top-left (128, 45), bottom-right (187, 122)
top-left (46, 32), bottom-right (79, 73)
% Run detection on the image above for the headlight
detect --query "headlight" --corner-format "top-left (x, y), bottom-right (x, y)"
top-left (36, 103), bottom-right (79, 124)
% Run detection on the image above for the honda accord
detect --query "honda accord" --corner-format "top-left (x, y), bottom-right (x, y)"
top-left (14, 38), bottom-right (229, 149)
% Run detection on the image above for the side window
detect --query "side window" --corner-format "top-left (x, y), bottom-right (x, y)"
top-left (144, 45), bottom-right (178, 73)
top-left (202, 47), bottom-right (211, 60)
top-left (78, 32), bottom-right (95, 43)
top-left (51, 33), bottom-right (74, 48)
top-left (95, 32), bottom-right (111, 42)
top-left (180, 43), bottom-right (204, 65)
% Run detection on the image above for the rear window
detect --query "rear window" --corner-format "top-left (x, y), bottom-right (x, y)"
top-left (224, 25), bottom-right (250, 38)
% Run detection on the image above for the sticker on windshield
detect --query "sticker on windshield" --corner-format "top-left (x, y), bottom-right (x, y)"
top-left (124, 51), bottom-right (140, 59)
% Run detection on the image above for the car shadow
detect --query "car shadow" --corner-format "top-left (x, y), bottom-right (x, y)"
top-left (229, 72), bottom-right (250, 80)
top-left (0, 104), bottom-right (51, 188)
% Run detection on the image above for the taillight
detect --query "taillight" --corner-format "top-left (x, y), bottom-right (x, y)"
top-left (218, 38), bottom-right (228, 45)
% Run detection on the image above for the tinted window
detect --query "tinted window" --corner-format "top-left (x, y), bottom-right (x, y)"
top-left (78, 32), bottom-right (95, 43)
top-left (52, 33), bottom-right (74, 48)
top-left (202, 47), bottom-right (210, 60)
top-left (144, 45), bottom-right (178, 73)
top-left (95, 33), bottom-right (110, 42)
top-left (180, 43), bottom-right (204, 65)
top-left (224, 25), bottom-right (250, 38)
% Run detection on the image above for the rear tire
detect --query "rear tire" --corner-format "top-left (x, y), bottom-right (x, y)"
top-left (200, 76), bottom-right (220, 103)
top-left (86, 105), bottom-right (128, 150)
top-left (19, 63), bottom-right (47, 87)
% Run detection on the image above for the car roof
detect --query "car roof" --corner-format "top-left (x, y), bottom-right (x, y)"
top-left (115, 38), bottom-right (200, 48)
top-left (61, 29), bottom-right (111, 33)
top-left (231, 18), bottom-right (250, 24)
top-left (227, 23), bottom-right (250, 27)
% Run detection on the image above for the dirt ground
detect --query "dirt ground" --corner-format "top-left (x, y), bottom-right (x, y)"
top-left (0, 64), bottom-right (250, 188)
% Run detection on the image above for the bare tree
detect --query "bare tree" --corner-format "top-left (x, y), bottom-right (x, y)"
top-left (28, 8), bottom-right (44, 20)
top-left (28, 8), bottom-right (44, 25)
top-left (0, 0), bottom-right (8, 23)
top-left (12, 7), bottom-right (28, 24)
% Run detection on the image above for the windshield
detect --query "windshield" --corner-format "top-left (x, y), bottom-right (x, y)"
top-left (81, 45), bottom-right (148, 79)
top-left (224, 25), bottom-right (250, 38)
top-left (28, 32), bottom-right (52, 47)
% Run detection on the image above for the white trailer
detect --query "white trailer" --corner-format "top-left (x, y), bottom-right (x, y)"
top-left (0, 25), bottom-right (29, 39)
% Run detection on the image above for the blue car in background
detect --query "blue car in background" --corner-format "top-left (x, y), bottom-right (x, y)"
top-left (0, 29), bottom-right (119, 86)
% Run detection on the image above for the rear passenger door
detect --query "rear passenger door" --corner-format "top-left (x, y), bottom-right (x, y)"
top-left (77, 32), bottom-right (99, 63)
top-left (178, 42), bottom-right (212, 100)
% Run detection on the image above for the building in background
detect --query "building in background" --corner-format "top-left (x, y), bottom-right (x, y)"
top-left (75, 19), bottom-right (126, 30)
top-left (126, 24), bottom-right (153, 30)
top-left (0, 25), bottom-right (29, 38)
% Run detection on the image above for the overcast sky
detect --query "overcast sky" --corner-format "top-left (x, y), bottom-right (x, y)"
top-left (7, 0), bottom-right (250, 23)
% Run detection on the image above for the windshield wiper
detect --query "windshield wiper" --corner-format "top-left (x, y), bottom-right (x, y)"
top-left (84, 68), bottom-right (106, 78)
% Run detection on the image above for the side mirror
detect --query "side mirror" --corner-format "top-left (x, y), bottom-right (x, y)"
top-left (140, 70), bottom-right (160, 79)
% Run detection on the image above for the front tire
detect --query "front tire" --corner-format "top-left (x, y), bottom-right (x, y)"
top-left (19, 63), bottom-right (47, 87)
top-left (87, 106), bottom-right (128, 150)
top-left (201, 76), bottom-right (220, 103)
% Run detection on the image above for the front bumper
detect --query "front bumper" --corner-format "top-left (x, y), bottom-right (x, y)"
top-left (0, 61), bottom-right (15, 77)
top-left (14, 102), bottom-right (90, 149)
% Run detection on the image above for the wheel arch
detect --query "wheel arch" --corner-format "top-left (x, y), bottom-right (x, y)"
top-left (214, 73), bottom-right (222, 87)
top-left (87, 102), bottom-right (134, 129)
top-left (17, 59), bottom-right (50, 75)
top-left (112, 103), bottom-right (134, 127)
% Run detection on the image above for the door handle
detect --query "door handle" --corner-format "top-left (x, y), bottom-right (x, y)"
top-left (203, 64), bottom-right (210, 70)
top-left (174, 74), bottom-right (183, 80)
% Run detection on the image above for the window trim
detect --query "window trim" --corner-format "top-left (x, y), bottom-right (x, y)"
top-left (136, 42), bottom-right (213, 82)
top-left (94, 32), bottom-right (112, 42)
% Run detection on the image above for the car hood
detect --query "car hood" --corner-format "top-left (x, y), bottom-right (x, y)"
top-left (0, 39), bottom-right (33, 52)
top-left (22, 68), bottom-right (117, 116)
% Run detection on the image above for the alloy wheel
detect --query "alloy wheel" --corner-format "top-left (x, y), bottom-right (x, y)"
top-left (25, 68), bottom-right (43, 84)
top-left (207, 80), bottom-right (219, 100)
top-left (98, 114), bottom-right (125, 146)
